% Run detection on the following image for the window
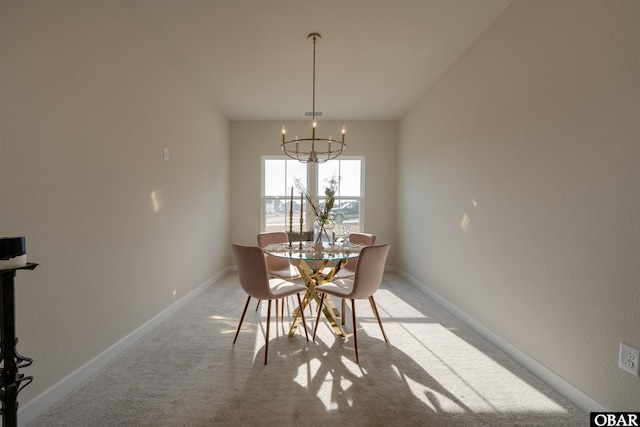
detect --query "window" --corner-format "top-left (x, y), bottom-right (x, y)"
top-left (262, 157), bottom-right (363, 236)
top-left (318, 159), bottom-right (363, 234)
top-left (263, 158), bottom-right (307, 233)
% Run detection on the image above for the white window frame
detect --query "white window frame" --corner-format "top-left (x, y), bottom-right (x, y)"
top-left (261, 156), bottom-right (365, 233)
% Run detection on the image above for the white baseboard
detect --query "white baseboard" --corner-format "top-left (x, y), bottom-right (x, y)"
top-left (18, 267), bottom-right (231, 427)
top-left (394, 268), bottom-right (609, 413)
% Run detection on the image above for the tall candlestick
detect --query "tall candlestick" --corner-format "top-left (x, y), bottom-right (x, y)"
top-left (288, 187), bottom-right (293, 247)
top-left (299, 192), bottom-right (304, 250)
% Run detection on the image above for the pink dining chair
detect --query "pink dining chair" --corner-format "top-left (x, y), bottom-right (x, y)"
top-left (232, 244), bottom-right (309, 365)
top-left (257, 232), bottom-right (301, 280)
top-left (332, 232), bottom-right (376, 280)
top-left (328, 232), bottom-right (376, 324)
top-left (256, 232), bottom-right (302, 322)
top-left (313, 243), bottom-right (390, 364)
top-left (320, 232), bottom-right (376, 279)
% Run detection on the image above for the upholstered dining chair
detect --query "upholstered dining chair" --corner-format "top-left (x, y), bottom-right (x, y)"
top-left (232, 244), bottom-right (309, 365)
top-left (256, 232), bottom-right (302, 322)
top-left (327, 232), bottom-right (376, 324)
top-left (332, 232), bottom-right (376, 280)
top-left (257, 232), bottom-right (301, 280)
top-left (312, 243), bottom-right (390, 364)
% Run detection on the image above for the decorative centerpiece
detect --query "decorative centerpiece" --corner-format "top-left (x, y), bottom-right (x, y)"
top-left (294, 177), bottom-right (337, 246)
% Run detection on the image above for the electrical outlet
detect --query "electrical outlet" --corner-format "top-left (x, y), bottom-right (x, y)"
top-left (619, 342), bottom-right (640, 376)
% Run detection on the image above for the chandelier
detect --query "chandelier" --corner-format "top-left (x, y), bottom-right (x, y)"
top-left (281, 33), bottom-right (346, 163)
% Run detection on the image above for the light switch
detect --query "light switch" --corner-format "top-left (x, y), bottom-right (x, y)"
top-left (163, 147), bottom-right (169, 161)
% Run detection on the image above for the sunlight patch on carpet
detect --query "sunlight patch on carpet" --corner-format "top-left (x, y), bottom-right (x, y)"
top-left (397, 322), bottom-right (567, 414)
top-left (334, 288), bottom-right (568, 415)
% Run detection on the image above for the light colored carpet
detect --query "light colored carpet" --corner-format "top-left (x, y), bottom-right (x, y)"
top-left (30, 273), bottom-right (587, 426)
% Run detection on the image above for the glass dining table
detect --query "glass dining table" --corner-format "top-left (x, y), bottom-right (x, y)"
top-left (262, 241), bottom-right (362, 338)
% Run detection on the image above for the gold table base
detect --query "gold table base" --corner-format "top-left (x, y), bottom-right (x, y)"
top-left (288, 258), bottom-right (348, 338)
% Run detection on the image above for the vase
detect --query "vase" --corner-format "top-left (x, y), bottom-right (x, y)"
top-left (318, 218), bottom-right (339, 242)
top-left (314, 219), bottom-right (325, 243)
top-left (314, 218), bottom-right (337, 244)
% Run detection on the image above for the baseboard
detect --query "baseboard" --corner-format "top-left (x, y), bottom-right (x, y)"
top-left (18, 267), bottom-right (231, 427)
top-left (394, 268), bottom-right (609, 413)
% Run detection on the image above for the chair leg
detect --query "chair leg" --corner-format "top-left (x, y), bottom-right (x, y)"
top-left (275, 299), bottom-right (279, 326)
top-left (369, 295), bottom-right (388, 343)
top-left (297, 293), bottom-right (309, 341)
top-left (265, 299), bottom-right (272, 365)
top-left (352, 299), bottom-right (359, 364)
top-left (234, 295), bottom-right (251, 344)
top-left (312, 293), bottom-right (326, 341)
top-left (341, 298), bottom-right (346, 325)
top-left (255, 299), bottom-right (261, 311)
top-left (281, 297), bottom-right (285, 325)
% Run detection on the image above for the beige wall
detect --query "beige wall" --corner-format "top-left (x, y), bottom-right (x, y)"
top-left (3, 0), bottom-right (638, 418)
top-left (230, 120), bottom-right (397, 265)
top-left (1, 0), bottom-right (230, 407)
top-left (398, 0), bottom-right (640, 411)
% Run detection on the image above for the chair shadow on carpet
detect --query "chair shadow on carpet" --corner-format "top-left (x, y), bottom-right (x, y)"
top-left (214, 332), bottom-right (471, 426)
top-left (211, 276), bottom-right (586, 426)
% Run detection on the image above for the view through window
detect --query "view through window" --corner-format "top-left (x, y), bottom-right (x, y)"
top-left (263, 157), bottom-right (363, 238)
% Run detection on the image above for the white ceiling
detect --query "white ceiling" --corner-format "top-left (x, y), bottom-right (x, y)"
top-left (127, 0), bottom-right (512, 121)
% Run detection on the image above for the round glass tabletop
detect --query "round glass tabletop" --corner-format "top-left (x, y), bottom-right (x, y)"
top-left (263, 241), bottom-right (362, 261)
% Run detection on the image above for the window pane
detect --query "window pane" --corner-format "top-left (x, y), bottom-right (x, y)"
top-left (317, 159), bottom-right (362, 234)
top-left (318, 159), bottom-right (361, 197)
top-left (265, 197), bottom-right (305, 233)
top-left (331, 199), bottom-right (360, 234)
top-left (287, 160), bottom-right (307, 191)
top-left (318, 160), bottom-right (339, 193)
top-left (265, 159), bottom-right (285, 196)
top-left (266, 159), bottom-right (308, 197)
top-left (337, 160), bottom-right (361, 196)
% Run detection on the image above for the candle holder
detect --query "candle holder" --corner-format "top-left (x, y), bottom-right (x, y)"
top-left (299, 191), bottom-right (304, 251)
top-left (288, 187), bottom-right (294, 248)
